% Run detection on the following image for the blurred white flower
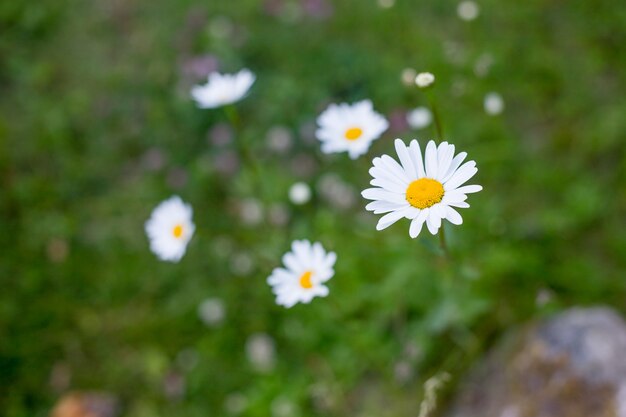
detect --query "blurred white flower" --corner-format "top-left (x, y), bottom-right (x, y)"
top-left (406, 107), bottom-right (433, 130)
top-left (268, 203), bottom-right (290, 226)
top-left (266, 126), bottom-right (293, 154)
top-left (288, 182), bottom-right (312, 205)
top-left (145, 196), bottom-right (195, 262)
top-left (191, 69), bottom-right (255, 109)
top-left (209, 16), bottom-right (235, 39)
top-left (267, 240), bottom-right (336, 308)
top-left (239, 198), bottom-right (263, 225)
top-left (535, 288), bottom-right (553, 307)
top-left (246, 333), bottom-right (276, 372)
top-left (198, 298), bottom-right (226, 326)
top-left (315, 99), bottom-right (389, 159)
top-left (317, 173), bottom-right (357, 210)
top-left (378, 0), bottom-right (395, 8)
top-left (484, 92), bottom-right (504, 115)
top-left (176, 348), bottom-right (199, 371)
top-left (224, 393), bottom-right (248, 415)
top-left (271, 396), bottom-right (297, 417)
top-left (394, 360), bottom-right (414, 384)
top-left (231, 252), bottom-right (254, 276)
top-left (474, 53), bottom-right (494, 78)
top-left (362, 139), bottom-right (482, 238)
top-left (457, 1), bottom-right (480, 21)
top-left (415, 72), bottom-right (435, 88)
top-left (401, 68), bottom-right (417, 86)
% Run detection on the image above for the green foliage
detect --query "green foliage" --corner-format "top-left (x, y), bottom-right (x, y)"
top-left (2, 0), bottom-right (626, 415)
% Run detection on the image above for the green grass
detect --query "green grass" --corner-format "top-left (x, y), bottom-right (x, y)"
top-left (2, 0), bottom-right (626, 415)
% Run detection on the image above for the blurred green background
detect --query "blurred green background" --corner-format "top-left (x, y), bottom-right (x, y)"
top-left (2, 0), bottom-right (626, 415)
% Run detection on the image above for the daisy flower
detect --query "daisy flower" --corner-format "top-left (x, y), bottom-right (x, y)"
top-left (145, 196), bottom-right (195, 262)
top-left (315, 99), bottom-right (389, 159)
top-left (191, 69), bottom-right (255, 109)
top-left (267, 240), bottom-right (336, 308)
top-left (362, 139), bottom-right (482, 238)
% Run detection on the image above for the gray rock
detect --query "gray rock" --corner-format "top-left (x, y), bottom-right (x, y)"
top-left (446, 307), bottom-right (626, 417)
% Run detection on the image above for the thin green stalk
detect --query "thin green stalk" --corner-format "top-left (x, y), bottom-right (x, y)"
top-left (223, 105), bottom-right (267, 200)
top-left (438, 223), bottom-right (448, 257)
top-left (427, 94), bottom-right (444, 141)
top-left (425, 93), bottom-right (449, 258)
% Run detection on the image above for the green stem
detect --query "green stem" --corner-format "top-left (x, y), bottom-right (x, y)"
top-left (428, 94), bottom-right (444, 142)
top-left (438, 224), bottom-right (448, 256)
top-left (223, 105), bottom-right (267, 200)
top-left (426, 92), bottom-right (449, 258)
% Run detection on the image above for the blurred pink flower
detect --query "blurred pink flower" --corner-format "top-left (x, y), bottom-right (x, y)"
top-left (181, 54), bottom-right (220, 81)
top-left (302, 0), bottom-right (333, 19)
top-left (208, 122), bottom-right (234, 147)
top-left (387, 108), bottom-right (409, 133)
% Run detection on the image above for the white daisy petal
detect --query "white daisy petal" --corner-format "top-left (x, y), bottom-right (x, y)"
top-left (441, 152), bottom-right (467, 183)
top-left (380, 155), bottom-right (411, 183)
top-left (409, 140), bottom-right (426, 178)
top-left (442, 191), bottom-right (468, 204)
top-left (409, 209), bottom-right (428, 238)
top-left (365, 200), bottom-right (404, 214)
top-left (370, 177), bottom-right (407, 194)
top-left (444, 162), bottom-right (478, 191)
top-left (394, 139), bottom-right (417, 180)
top-left (282, 252), bottom-right (302, 273)
top-left (426, 213), bottom-right (439, 235)
top-left (445, 206), bottom-right (463, 225)
top-left (448, 201), bottom-right (470, 209)
top-left (424, 140), bottom-right (439, 178)
top-left (362, 188), bottom-right (407, 205)
top-left (454, 184), bottom-right (483, 194)
top-left (267, 241), bottom-right (336, 308)
top-left (437, 142), bottom-right (455, 180)
top-left (376, 209), bottom-right (408, 230)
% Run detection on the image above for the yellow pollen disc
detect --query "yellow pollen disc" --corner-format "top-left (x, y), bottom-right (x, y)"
top-left (299, 271), bottom-right (313, 289)
top-left (172, 224), bottom-right (184, 238)
top-left (344, 127), bottom-right (363, 141)
top-left (406, 178), bottom-right (444, 209)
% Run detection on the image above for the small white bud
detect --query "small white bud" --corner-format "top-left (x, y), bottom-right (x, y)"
top-left (415, 72), bottom-right (435, 88)
top-left (407, 107), bottom-right (433, 130)
top-left (288, 182), bottom-right (312, 205)
top-left (401, 68), bottom-right (417, 86)
top-left (198, 298), bottom-right (226, 326)
top-left (484, 92), bottom-right (504, 115)
top-left (457, 1), bottom-right (480, 21)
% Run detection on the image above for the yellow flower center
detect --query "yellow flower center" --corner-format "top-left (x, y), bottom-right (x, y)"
top-left (172, 224), bottom-right (184, 238)
top-left (406, 178), bottom-right (444, 209)
top-left (299, 271), bottom-right (313, 289)
top-left (344, 127), bottom-right (363, 141)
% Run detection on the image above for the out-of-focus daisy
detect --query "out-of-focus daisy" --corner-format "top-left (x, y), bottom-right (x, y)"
top-left (198, 298), bottom-right (226, 327)
top-left (484, 92), bottom-right (504, 115)
top-left (378, 0), bottom-right (395, 8)
top-left (415, 72), bottom-right (435, 88)
top-left (457, 1), bottom-right (480, 21)
top-left (288, 182), bottom-right (312, 205)
top-left (407, 107), bottom-right (433, 130)
top-left (362, 139), bottom-right (482, 238)
top-left (145, 196), bottom-right (195, 262)
top-left (401, 68), bottom-right (417, 86)
top-left (315, 100), bottom-right (389, 159)
top-left (267, 240), bottom-right (336, 308)
top-left (191, 69), bottom-right (255, 109)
